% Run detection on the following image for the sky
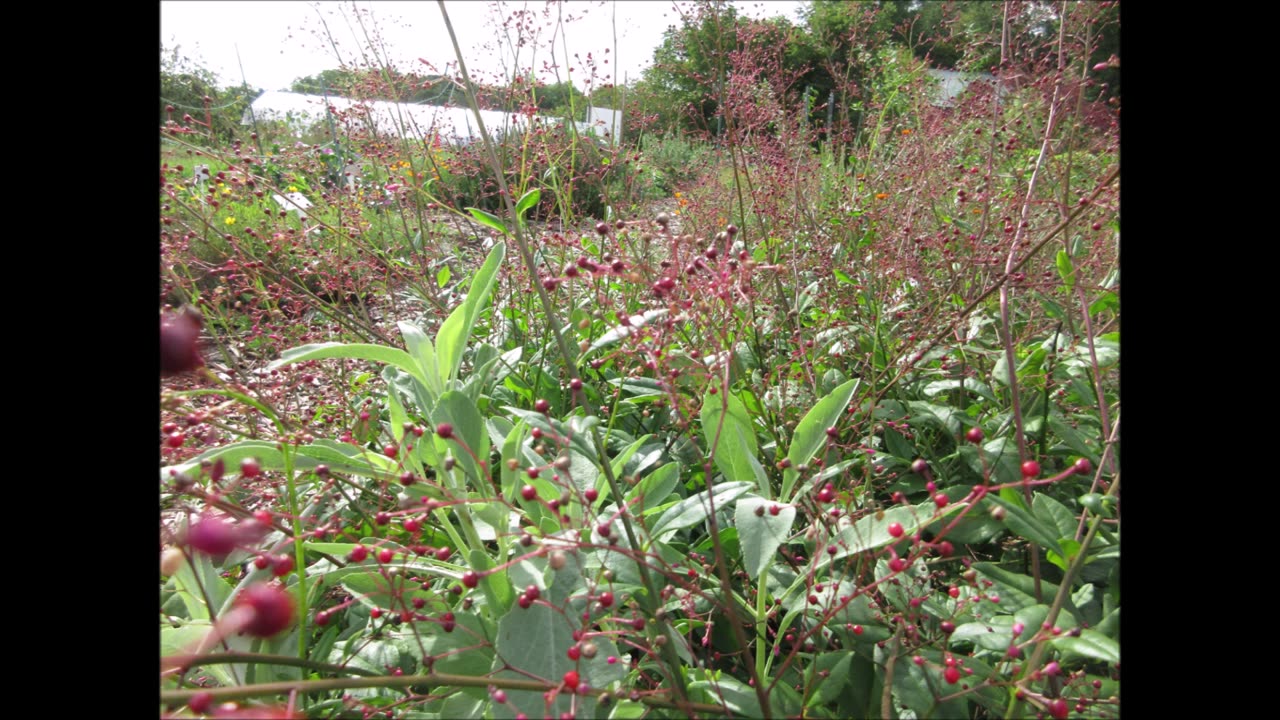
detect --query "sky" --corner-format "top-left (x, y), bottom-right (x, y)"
top-left (161, 1), bottom-right (808, 93)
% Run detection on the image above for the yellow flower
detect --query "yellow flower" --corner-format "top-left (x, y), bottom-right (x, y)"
top-left (288, 186), bottom-right (298, 192)
top-left (222, 188), bottom-right (231, 196)
top-left (224, 217), bottom-right (236, 225)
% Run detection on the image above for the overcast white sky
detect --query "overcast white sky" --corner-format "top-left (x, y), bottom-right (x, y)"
top-left (161, 1), bottom-right (807, 93)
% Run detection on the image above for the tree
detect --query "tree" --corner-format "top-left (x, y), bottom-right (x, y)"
top-left (161, 44), bottom-right (261, 143)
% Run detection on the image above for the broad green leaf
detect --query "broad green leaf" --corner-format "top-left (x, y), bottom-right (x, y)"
top-left (822, 498), bottom-right (961, 567)
top-left (1049, 413), bottom-right (1100, 463)
top-left (268, 342), bottom-right (427, 388)
top-left (1046, 538), bottom-right (1082, 571)
top-left (649, 481), bottom-right (754, 541)
top-left (173, 552), bottom-right (234, 620)
top-left (735, 495), bottom-right (796, 579)
top-left (469, 548), bottom-right (512, 615)
top-left (689, 673), bottom-right (765, 718)
top-left (920, 378), bottom-right (997, 403)
top-left (466, 206), bottom-right (508, 236)
top-left (514, 188), bottom-right (541, 219)
top-left (397, 321), bottom-right (442, 397)
top-left (972, 562), bottom-right (1081, 620)
top-left (491, 560), bottom-right (621, 719)
top-left (702, 391), bottom-right (766, 495)
top-left (782, 378), bottom-right (859, 501)
top-left (341, 569), bottom-right (432, 612)
top-left (1052, 628), bottom-right (1120, 664)
top-left (889, 647), bottom-right (970, 719)
top-left (608, 700), bottom-right (646, 719)
top-left (1056, 249), bottom-right (1076, 290)
top-left (907, 401), bottom-right (969, 435)
top-left (436, 242), bottom-right (505, 386)
top-left (589, 310), bottom-right (669, 353)
top-left (989, 492), bottom-right (1066, 557)
top-left (436, 264), bottom-right (451, 288)
top-left (433, 391), bottom-right (489, 493)
top-left (631, 462), bottom-right (681, 513)
top-left (808, 651), bottom-right (854, 707)
top-left (1033, 492), bottom-right (1079, 538)
top-left (399, 611), bottom-right (494, 700)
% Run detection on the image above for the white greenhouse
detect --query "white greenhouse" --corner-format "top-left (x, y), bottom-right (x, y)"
top-left (242, 90), bottom-right (620, 146)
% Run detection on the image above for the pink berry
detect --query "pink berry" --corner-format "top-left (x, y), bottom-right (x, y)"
top-left (188, 514), bottom-right (239, 556)
top-left (378, 548), bottom-right (394, 563)
top-left (1074, 457), bottom-right (1092, 474)
top-left (965, 427), bottom-right (984, 443)
top-left (240, 458), bottom-right (261, 478)
top-left (911, 458), bottom-right (928, 474)
top-left (534, 398), bottom-right (551, 413)
top-left (383, 444), bottom-right (398, 459)
top-left (934, 493), bottom-right (949, 508)
top-left (518, 593), bottom-right (533, 609)
top-left (944, 666), bottom-right (960, 684)
top-left (1020, 460), bottom-right (1040, 478)
top-left (584, 488), bottom-right (599, 502)
top-left (1048, 698), bottom-right (1069, 720)
top-left (189, 691), bottom-right (213, 714)
top-left (160, 307), bottom-right (204, 377)
top-left (270, 554), bottom-right (294, 577)
top-left (599, 591), bottom-right (614, 608)
top-left (567, 645), bottom-right (581, 660)
top-left (234, 583), bottom-right (295, 637)
top-left (889, 557), bottom-right (907, 573)
top-left (436, 423), bottom-right (453, 439)
top-left (521, 484), bottom-right (537, 501)
top-left (888, 522), bottom-right (904, 538)
top-left (562, 670), bottom-right (580, 688)
top-left (462, 571), bottom-right (479, 588)
top-left (349, 545), bottom-right (369, 562)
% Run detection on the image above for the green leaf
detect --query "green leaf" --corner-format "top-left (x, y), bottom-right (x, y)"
top-left (173, 552), bottom-right (234, 620)
top-left (589, 310), bottom-right (669, 354)
top-left (649, 481), bottom-right (754, 542)
top-left (823, 498), bottom-right (960, 566)
top-left (689, 673), bottom-right (765, 718)
top-left (491, 561), bottom-right (621, 719)
top-left (1033, 492), bottom-right (1078, 538)
top-left (631, 462), bottom-right (681, 513)
top-left (268, 342), bottom-right (428, 388)
top-left (1056, 249), bottom-right (1076, 290)
top-left (466, 206), bottom-right (508, 236)
top-left (433, 391), bottom-right (489, 493)
top-left (1052, 628), bottom-right (1120, 664)
top-left (436, 264), bottom-right (451, 288)
top-left (972, 562), bottom-right (1081, 620)
top-left (735, 495), bottom-right (796, 579)
top-left (782, 378), bottom-right (858, 501)
top-left (1045, 539), bottom-right (1082, 571)
top-left (989, 493), bottom-right (1066, 557)
top-left (702, 391), bottom-right (766, 495)
top-left (919, 378), bottom-right (997, 403)
top-left (808, 651), bottom-right (853, 706)
top-left (514, 188), bottom-right (541, 219)
top-left (436, 242), bottom-right (505, 386)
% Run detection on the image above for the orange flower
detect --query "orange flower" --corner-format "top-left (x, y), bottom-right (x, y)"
top-left (901, 129), bottom-right (912, 136)
top-left (875, 193), bottom-right (890, 200)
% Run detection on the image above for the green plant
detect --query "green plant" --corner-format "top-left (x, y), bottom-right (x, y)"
top-left (162, 2), bottom-right (1118, 717)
